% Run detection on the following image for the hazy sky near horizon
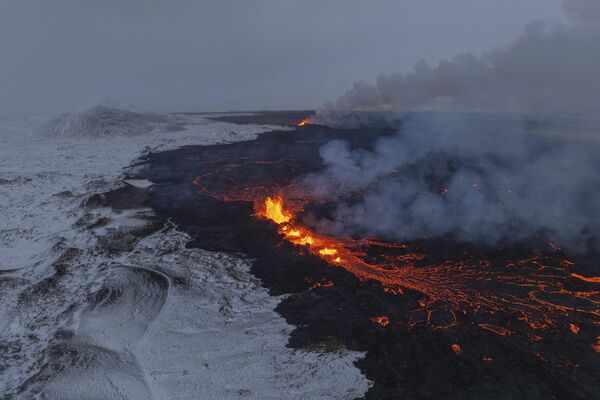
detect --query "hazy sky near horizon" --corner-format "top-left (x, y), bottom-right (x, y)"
top-left (0, 0), bottom-right (565, 120)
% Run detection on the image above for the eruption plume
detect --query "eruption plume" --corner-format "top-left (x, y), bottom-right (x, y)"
top-left (314, 0), bottom-right (600, 123)
top-left (306, 1), bottom-right (600, 252)
top-left (303, 113), bottom-right (600, 252)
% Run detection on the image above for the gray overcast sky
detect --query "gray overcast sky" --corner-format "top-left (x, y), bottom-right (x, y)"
top-left (0, 0), bottom-right (565, 120)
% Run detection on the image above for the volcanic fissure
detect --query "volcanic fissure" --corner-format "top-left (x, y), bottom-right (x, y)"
top-left (132, 112), bottom-right (600, 399)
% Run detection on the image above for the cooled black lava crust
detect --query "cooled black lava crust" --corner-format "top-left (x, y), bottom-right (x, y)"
top-left (130, 112), bottom-right (600, 400)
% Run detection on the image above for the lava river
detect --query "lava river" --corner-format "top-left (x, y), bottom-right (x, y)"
top-left (223, 191), bottom-right (600, 339)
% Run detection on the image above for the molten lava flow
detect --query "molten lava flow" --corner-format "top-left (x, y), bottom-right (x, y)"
top-left (571, 273), bottom-right (600, 284)
top-left (297, 118), bottom-right (311, 127)
top-left (256, 196), bottom-right (365, 271)
top-left (593, 337), bottom-right (600, 353)
top-left (370, 316), bottom-right (390, 327)
top-left (451, 344), bottom-right (464, 356)
top-left (309, 279), bottom-right (334, 289)
top-left (569, 324), bottom-right (580, 334)
top-left (192, 159), bottom-right (600, 348)
top-left (319, 248), bottom-right (338, 256)
top-left (251, 194), bottom-right (600, 340)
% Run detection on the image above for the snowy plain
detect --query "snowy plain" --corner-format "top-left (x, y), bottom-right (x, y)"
top-left (0, 108), bottom-right (369, 399)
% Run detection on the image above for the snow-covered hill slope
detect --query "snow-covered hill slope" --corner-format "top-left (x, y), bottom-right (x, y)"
top-left (37, 102), bottom-right (185, 137)
top-left (0, 107), bottom-right (369, 399)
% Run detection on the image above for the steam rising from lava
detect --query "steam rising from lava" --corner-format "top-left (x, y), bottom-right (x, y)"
top-left (190, 130), bottom-right (600, 352)
top-left (305, 0), bottom-right (600, 252)
top-left (303, 113), bottom-right (600, 252)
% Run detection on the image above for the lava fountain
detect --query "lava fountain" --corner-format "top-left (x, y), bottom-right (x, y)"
top-left (297, 118), bottom-right (311, 127)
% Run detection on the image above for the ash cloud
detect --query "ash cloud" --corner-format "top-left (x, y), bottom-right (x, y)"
top-left (315, 0), bottom-right (600, 122)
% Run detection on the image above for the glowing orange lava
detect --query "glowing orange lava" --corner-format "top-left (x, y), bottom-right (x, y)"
top-left (192, 160), bottom-right (600, 348)
top-left (593, 337), bottom-right (600, 353)
top-left (316, 281), bottom-right (334, 288)
top-left (297, 118), bottom-right (311, 127)
top-left (451, 344), bottom-right (464, 355)
top-left (250, 194), bottom-right (600, 340)
top-left (258, 196), bottom-right (292, 224)
top-left (370, 316), bottom-right (390, 327)
top-left (571, 273), bottom-right (600, 284)
top-left (319, 248), bottom-right (338, 256)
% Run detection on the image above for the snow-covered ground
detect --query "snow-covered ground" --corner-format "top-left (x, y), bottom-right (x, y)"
top-left (0, 107), bottom-right (369, 399)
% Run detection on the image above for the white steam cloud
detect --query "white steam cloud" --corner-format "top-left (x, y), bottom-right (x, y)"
top-left (307, 2), bottom-right (600, 252)
top-left (304, 114), bottom-right (600, 251)
top-left (315, 0), bottom-right (600, 121)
